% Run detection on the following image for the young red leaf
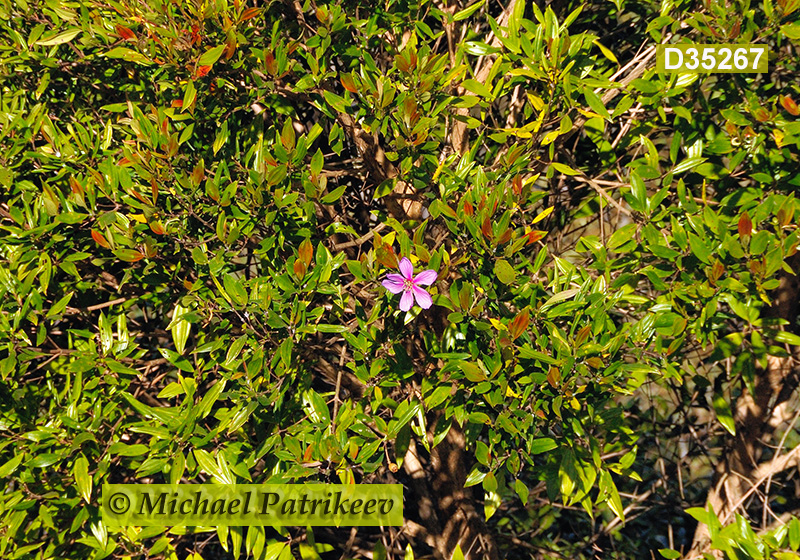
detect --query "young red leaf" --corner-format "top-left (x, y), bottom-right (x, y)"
top-left (509, 308), bottom-right (530, 340)
top-left (709, 260), bottom-right (725, 283)
top-left (239, 7), bottom-right (261, 21)
top-left (340, 73), bottom-right (358, 93)
top-left (116, 25), bottom-right (135, 41)
top-left (481, 216), bottom-right (493, 238)
top-left (265, 52), bottom-right (277, 75)
top-left (69, 176), bottom-right (84, 196)
top-left (738, 212), bottom-right (753, 238)
top-left (780, 95), bottom-right (800, 116)
top-left (298, 238), bottom-right (313, 267)
top-left (547, 366), bottom-right (561, 388)
top-left (192, 159), bottom-right (205, 186)
top-left (526, 230), bottom-right (547, 245)
top-left (512, 175), bottom-right (522, 194)
top-left (496, 228), bottom-right (513, 245)
top-left (574, 324), bottom-right (591, 346)
top-left (149, 221), bottom-right (165, 235)
top-left (753, 108), bottom-right (770, 122)
top-left (114, 249), bottom-right (144, 262)
top-left (91, 230), bottom-right (110, 249)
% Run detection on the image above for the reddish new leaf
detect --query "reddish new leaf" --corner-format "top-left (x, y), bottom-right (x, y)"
top-left (116, 25), bottom-right (135, 41)
top-left (738, 211), bottom-right (753, 238)
top-left (91, 230), bottom-right (110, 249)
top-left (265, 52), bottom-right (277, 75)
top-left (69, 176), bottom-right (83, 196)
top-left (298, 238), bottom-right (313, 267)
top-left (149, 221), bottom-right (165, 235)
top-left (753, 108), bottom-right (770, 122)
top-left (481, 216), bottom-right (493, 238)
top-left (239, 7), bottom-right (261, 21)
top-left (526, 230), bottom-right (547, 245)
top-left (508, 308), bottom-right (530, 340)
top-left (512, 175), bottom-right (523, 195)
top-left (780, 95), bottom-right (800, 116)
top-left (340, 73), bottom-right (358, 93)
top-left (115, 249), bottom-right (145, 263)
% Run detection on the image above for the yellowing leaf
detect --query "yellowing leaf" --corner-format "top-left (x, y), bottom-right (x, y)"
top-left (532, 206), bottom-right (554, 224)
top-left (592, 39), bottom-right (618, 63)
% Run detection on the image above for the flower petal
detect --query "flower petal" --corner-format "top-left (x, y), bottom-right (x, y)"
top-left (412, 285), bottom-right (433, 309)
top-left (399, 290), bottom-right (414, 311)
top-left (382, 274), bottom-right (406, 294)
top-left (398, 257), bottom-right (414, 280)
top-left (413, 269), bottom-right (438, 286)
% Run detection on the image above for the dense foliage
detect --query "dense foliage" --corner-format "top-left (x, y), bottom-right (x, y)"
top-left (1, 0), bottom-right (800, 559)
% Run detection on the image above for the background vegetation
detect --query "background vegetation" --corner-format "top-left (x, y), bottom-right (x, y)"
top-left (1, 0), bottom-right (800, 558)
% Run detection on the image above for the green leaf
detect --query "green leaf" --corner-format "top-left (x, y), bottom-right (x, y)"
top-left (542, 288), bottom-right (580, 308)
top-left (529, 438), bottom-right (558, 454)
top-left (321, 185), bottom-right (346, 203)
top-left (781, 23), bottom-right (800, 40)
top-left (425, 385), bottom-right (452, 409)
top-left (551, 162), bottom-right (580, 176)
top-left (36, 28), bottom-right (81, 46)
top-left (157, 382), bottom-right (185, 399)
top-left (493, 259), bottom-right (517, 284)
top-left (196, 379), bottom-right (227, 419)
top-left (169, 303), bottom-right (191, 355)
top-left (47, 291), bottom-right (74, 318)
top-left (223, 274), bottom-right (248, 307)
top-left (583, 87), bottom-right (611, 120)
top-left (74, 455), bottom-right (92, 502)
top-left (464, 467), bottom-right (487, 487)
top-left (712, 393), bottom-right (736, 435)
top-left (104, 47), bottom-right (152, 65)
top-left (773, 330), bottom-right (800, 346)
top-left (213, 121), bottom-right (229, 155)
top-left (303, 390), bottom-right (331, 425)
top-left (514, 479), bottom-right (529, 505)
top-left (454, 0), bottom-right (485, 21)
top-left (198, 45), bottom-right (226, 66)
top-left (601, 471), bottom-right (625, 521)
top-left (688, 233), bottom-right (712, 264)
top-left (630, 171), bottom-right (646, 204)
top-left (461, 79), bottom-right (493, 98)
top-left (672, 157), bottom-right (706, 174)
top-left (0, 453), bottom-right (24, 478)
top-left (462, 41), bottom-right (500, 56)
top-left (658, 549), bottom-right (682, 559)
top-left (27, 453), bottom-right (61, 468)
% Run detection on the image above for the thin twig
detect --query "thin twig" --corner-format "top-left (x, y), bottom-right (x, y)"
top-left (64, 297), bottom-right (128, 315)
top-left (330, 223), bottom-right (387, 251)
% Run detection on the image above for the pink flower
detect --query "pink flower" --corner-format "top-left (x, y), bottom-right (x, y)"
top-left (382, 257), bottom-right (438, 312)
